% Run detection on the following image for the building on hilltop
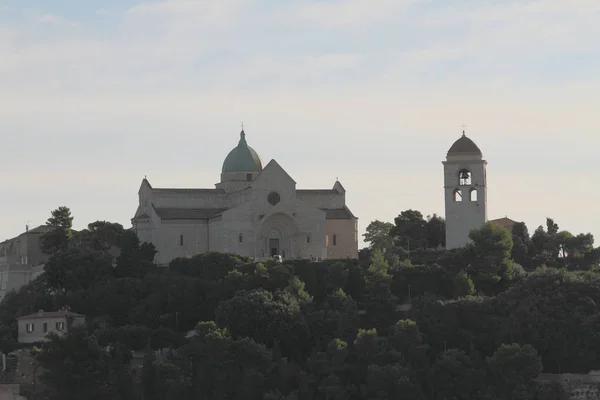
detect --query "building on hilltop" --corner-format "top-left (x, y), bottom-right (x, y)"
top-left (131, 129), bottom-right (359, 265)
top-left (0, 225), bottom-right (50, 301)
top-left (489, 217), bottom-right (519, 233)
top-left (443, 131), bottom-right (524, 248)
top-left (17, 308), bottom-right (85, 344)
top-left (443, 130), bottom-right (488, 249)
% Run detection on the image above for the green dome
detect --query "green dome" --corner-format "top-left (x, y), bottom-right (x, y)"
top-left (221, 130), bottom-right (263, 173)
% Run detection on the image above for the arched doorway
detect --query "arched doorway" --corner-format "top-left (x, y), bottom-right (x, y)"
top-left (257, 213), bottom-right (299, 259)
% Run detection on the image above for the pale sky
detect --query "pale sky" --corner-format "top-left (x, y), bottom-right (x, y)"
top-left (1, 0), bottom-right (599, 248)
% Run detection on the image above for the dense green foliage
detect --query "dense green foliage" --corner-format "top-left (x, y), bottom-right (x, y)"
top-left (2, 207), bottom-right (598, 399)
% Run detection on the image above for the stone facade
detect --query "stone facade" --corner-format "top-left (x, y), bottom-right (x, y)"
top-left (443, 131), bottom-right (488, 249)
top-left (132, 130), bottom-right (358, 265)
top-left (0, 226), bottom-right (50, 301)
top-left (17, 310), bottom-right (86, 344)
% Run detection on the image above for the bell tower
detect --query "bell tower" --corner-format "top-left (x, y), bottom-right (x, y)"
top-left (443, 129), bottom-right (487, 249)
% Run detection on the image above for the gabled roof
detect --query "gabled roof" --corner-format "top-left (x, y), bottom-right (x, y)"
top-left (489, 217), bottom-right (519, 231)
top-left (152, 188), bottom-right (225, 195)
top-left (297, 189), bottom-right (338, 195)
top-left (18, 311), bottom-right (84, 320)
top-left (254, 159), bottom-right (297, 184)
top-left (333, 180), bottom-right (346, 193)
top-left (154, 207), bottom-right (227, 220)
top-left (140, 177), bottom-right (225, 195)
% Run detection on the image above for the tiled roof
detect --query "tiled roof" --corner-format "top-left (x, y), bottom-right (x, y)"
top-left (447, 133), bottom-right (482, 155)
top-left (154, 208), bottom-right (227, 220)
top-left (489, 217), bottom-right (518, 231)
top-left (152, 188), bottom-right (225, 194)
top-left (322, 207), bottom-right (356, 219)
top-left (17, 311), bottom-right (84, 320)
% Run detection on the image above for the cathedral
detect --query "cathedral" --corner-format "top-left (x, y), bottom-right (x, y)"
top-left (131, 129), bottom-right (359, 265)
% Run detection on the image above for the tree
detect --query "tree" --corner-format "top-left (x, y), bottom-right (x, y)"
top-left (363, 249), bottom-right (396, 330)
top-left (466, 222), bottom-right (514, 294)
top-left (179, 322), bottom-right (274, 399)
top-left (432, 349), bottom-right (486, 400)
top-left (511, 222), bottom-right (532, 269)
top-left (425, 214), bottom-right (446, 250)
top-left (36, 326), bottom-right (116, 399)
top-left (215, 289), bottom-right (310, 359)
top-left (363, 220), bottom-right (394, 251)
top-left (43, 249), bottom-right (114, 295)
top-left (487, 343), bottom-right (542, 398)
top-left (390, 210), bottom-right (427, 251)
top-left (452, 270), bottom-right (475, 298)
top-left (70, 221), bottom-right (125, 254)
top-left (41, 206), bottom-right (73, 254)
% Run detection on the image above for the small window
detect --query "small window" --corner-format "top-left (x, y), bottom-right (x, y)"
top-left (239, 234), bottom-right (243, 243)
top-left (26, 323), bottom-right (34, 333)
top-left (179, 235), bottom-right (184, 246)
top-left (453, 189), bottom-right (463, 202)
top-left (333, 234), bottom-right (337, 246)
top-left (43, 323), bottom-right (48, 332)
top-left (469, 188), bottom-right (478, 201)
top-left (246, 173), bottom-right (252, 181)
top-left (307, 235), bottom-right (310, 243)
top-left (56, 321), bottom-right (65, 331)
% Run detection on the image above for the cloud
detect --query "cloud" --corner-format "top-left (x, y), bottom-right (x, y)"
top-left (278, 0), bottom-right (419, 27)
top-left (36, 12), bottom-right (79, 27)
top-left (1, 0), bottom-right (600, 244)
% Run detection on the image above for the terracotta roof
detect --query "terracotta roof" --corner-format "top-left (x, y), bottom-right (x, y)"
top-left (154, 208), bottom-right (227, 220)
top-left (447, 133), bottom-right (482, 155)
top-left (17, 311), bottom-right (84, 320)
top-left (322, 207), bottom-right (356, 219)
top-left (489, 217), bottom-right (518, 231)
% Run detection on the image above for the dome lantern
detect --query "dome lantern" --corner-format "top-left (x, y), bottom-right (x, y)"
top-left (221, 129), bottom-right (263, 173)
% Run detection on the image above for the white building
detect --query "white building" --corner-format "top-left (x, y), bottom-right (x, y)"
top-left (17, 309), bottom-right (86, 344)
top-left (132, 129), bottom-right (359, 265)
top-left (443, 131), bottom-right (488, 249)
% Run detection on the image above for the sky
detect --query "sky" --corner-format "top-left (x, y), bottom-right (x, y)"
top-left (1, 0), bottom-right (599, 248)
